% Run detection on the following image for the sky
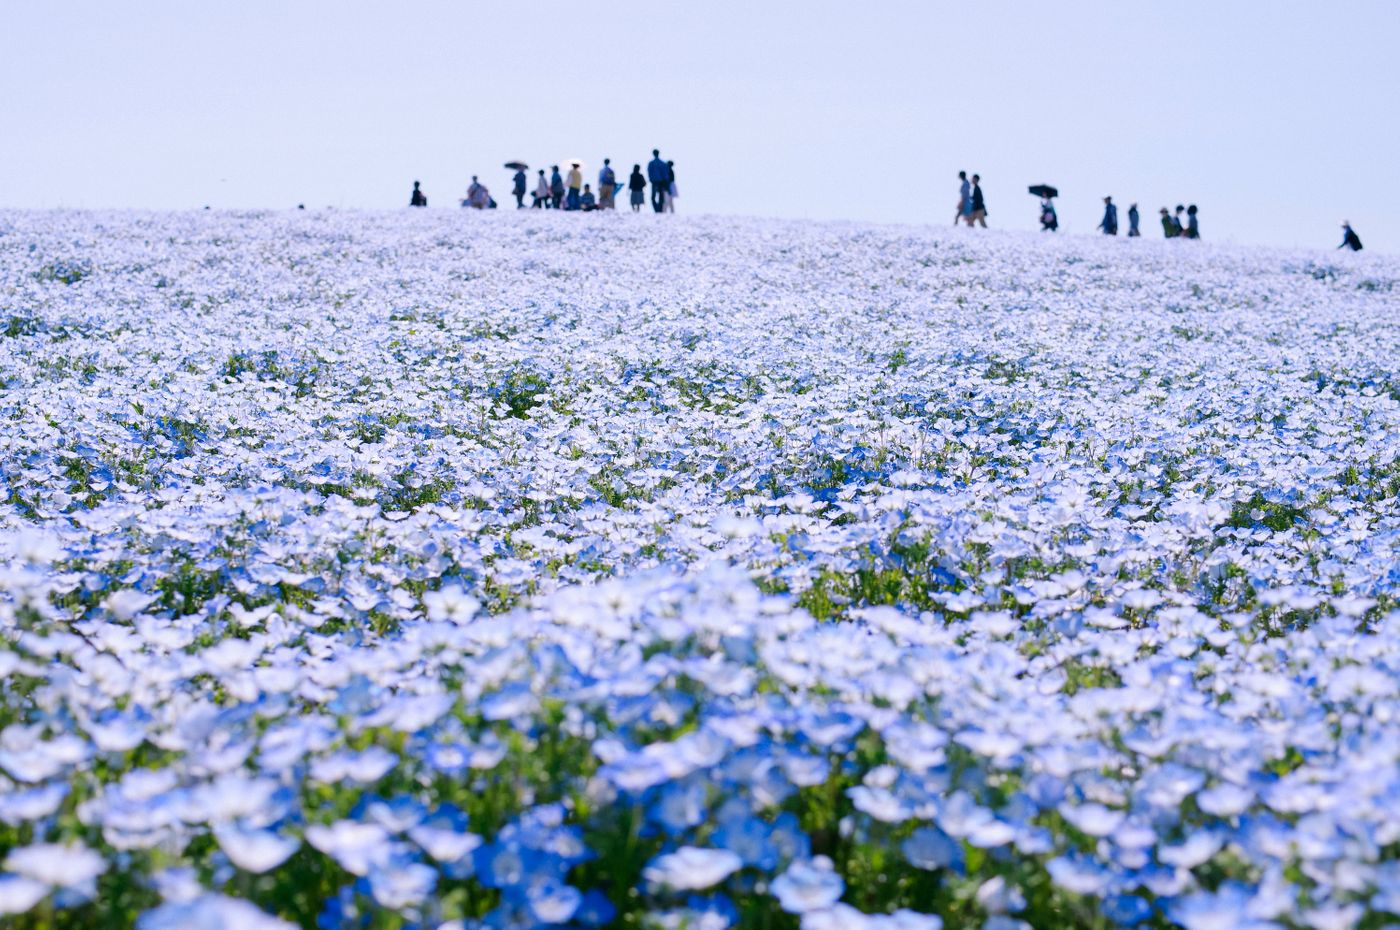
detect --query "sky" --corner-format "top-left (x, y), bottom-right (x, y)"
top-left (2, 0), bottom-right (1397, 251)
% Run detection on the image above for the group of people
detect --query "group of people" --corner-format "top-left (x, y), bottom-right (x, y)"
top-left (1040, 191), bottom-right (1200, 240)
top-left (953, 172), bottom-right (988, 227)
top-left (408, 150), bottom-right (679, 215)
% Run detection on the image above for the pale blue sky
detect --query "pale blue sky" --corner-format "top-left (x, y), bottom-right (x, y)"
top-left (2, 1), bottom-right (1396, 250)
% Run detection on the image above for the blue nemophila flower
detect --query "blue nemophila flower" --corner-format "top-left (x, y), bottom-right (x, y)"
top-left (771, 857), bottom-right (845, 914)
top-left (213, 825), bottom-right (299, 873)
top-left (137, 893), bottom-right (295, 930)
top-left (643, 847), bottom-right (743, 891)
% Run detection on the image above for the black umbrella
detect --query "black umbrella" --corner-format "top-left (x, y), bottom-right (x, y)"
top-left (504, 161), bottom-right (528, 171)
top-left (1028, 184), bottom-right (1058, 199)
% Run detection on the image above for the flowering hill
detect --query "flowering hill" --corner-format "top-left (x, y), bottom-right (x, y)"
top-left (2, 209), bottom-right (1399, 929)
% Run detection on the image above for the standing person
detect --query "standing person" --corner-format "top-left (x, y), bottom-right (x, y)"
top-left (954, 171), bottom-right (971, 226)
top-left (512, 168), bottom-right (527, 209)
top-left (566, 162), bottom-right (583, 211)
top-left (1127, 203), bottom-right (1140, 237)
top-left (464, 176), bottom-right (490, 209)
top-left (1098, 196), bottom-right (1118, 235)
top-left (549, 166), bottom-right (565, 210)
top-left (1160, 207), bottom-right (1178, 238)
top-left (628, 164), bottom-right (646, 212)
top-left (1339, 221), bottom-right (1364, 251)
top-left (968, 174), bottom-right (987, 228)
top-left (664, 161), bottom-right (677, 212)
top-left (1173, 205), bottom-right (1186, 236)
top-left (533, 170), bottom-right (550, 208)
top-left (1039, 196), bottom-right (1058, 232)
top-left (1185, 204), bottom-right (1200, 240)
top-left (410, 181), bottom-right (427, 207)
top-left (648, 149), bottom-right (669, 213)
top-left (598, 158), bottom-right (617, 210)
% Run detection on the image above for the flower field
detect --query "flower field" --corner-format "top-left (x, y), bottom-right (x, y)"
top-left (2, 209), bottom-right (1400, 929)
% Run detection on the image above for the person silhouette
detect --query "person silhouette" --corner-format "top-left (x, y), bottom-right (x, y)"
top-left (954, 171), bottom-right (971, 226)
top-left (410, 181), bottom-right (427, 207)
top-left (1185, 204), bottom-right (1200, 240)
top-left (648, 149), bottom-right (669, 213)
top-left (1127, 203), bottom-right (1140, 237)
top-left (1339, 221), bottom-right (1364, 251)
top-left (968, 174), bottom-right (987, 228)
top-left (533, 170), bottom-right (549, 208)
top-left (629, 164), bottom-right (646, 212)
top-left (512, 168), bottom-right (527, 209)
top-left (1098, 196), bottom-right (1118, 235)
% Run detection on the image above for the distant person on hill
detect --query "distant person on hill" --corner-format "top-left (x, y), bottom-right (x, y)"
top-left (550, 166), bottom-right (564, 209)
top-left (463, 176), bottom-right (492, 209)
top-left (955, 171), bottom-right (971, 226)
top-left (1174, 205), bottom-right (1186, 236)
top-left (1127, 203), bottom-right (1140, 237)
top-left (1185, 204), bottom-right (1200, 240)
top-left (580, 184), bottom-right (597, 211)
top-left (1039, 196), bottom-right (1058, 232)
top-left (665, 161), bottom-right (677, 212)
top-left (1160, 207), bottom-right (1179, 238)
top-left (566, 163), bottom-right (583, 211)
top-left (512, 169), bottom-right (527, 209)
top-left (533, 170), bottom-right (550, 208)
top-left (1339, 221), bottom-right (1363, 251)
top-left (629, 164), bottom-right (646, 212)
top-left (598, 158), bottom-right (617, 210)
top-left (1098, 196), bottom-right (1118, 235)
top-left (968, 174), bottom-right (987, 227)
top-left (410, 181), bottom-right (427, 207)
top-left (648, 149), bottom-right (669, 213)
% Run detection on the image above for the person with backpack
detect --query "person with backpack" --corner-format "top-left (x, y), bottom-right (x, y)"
top-left (1039, 196), bottom-right (1058, 232)
top-left (628, 164), bottom-right (646, 212)
top-left (598, 158), bottom-right (617, 210)
top-left (1127, 203), bottom-right (1140, 237)
top-left (647, 149), bottom-right (669, 213)
top-left (549, 166), bottom-right (564, 210)
top-left (1184, 205), bottom-right (1200, 240)
top-left (1098, 196), bottom-right (1118, 235)
top-left (511, 168), bottom-right (527, 209)
top-left (968, 174), bottom-right (987, 227)
top-left (533, 170), bottom-right (550, 208)
top-left (409, 181), bottom-right (427, 207)
top-left (954, 171), bottom-right (971, 226)
top-left (1339, 221), bottom-right (1364, 251)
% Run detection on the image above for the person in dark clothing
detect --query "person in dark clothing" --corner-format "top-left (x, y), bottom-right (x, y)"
top-left (647, 149), bottom-right (669, 213)
top-left (549, 166), bottom-right (564, 210)
top-left (968, 174), bottom-right (987, 227)
top-left (1098, 196), bottom-right (1118, 235)
top-left (512, 169), bottom-right (527, 209)
top-left (628, 164), bottom-right (646, 212)
top-left (664, 161), bottom-right (676, 212)
top-left (410, 181), bottom-right (427, 207)
top-left (1184, 204), bottom-right (1200, 240)
top-left (1039, 196), bottom-right (1058, 232)
top-left (1160, 207), bottom-right (1178, 238)
top-left (1174, 205), bottom-right (1186, 236)
top-left (1127, 203), bottom-right (1140, 237)
top-left (1339, 222), bottom-right (1364, 251)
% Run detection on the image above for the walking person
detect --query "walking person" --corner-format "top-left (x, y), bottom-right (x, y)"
top-left (968, 174), bottom-right (987, 227)
top-left (533, 170), bottom-right (550, 208)
top-left (566, 162), bottom-right (583, 211)
top-left (1039, 196), bottom-right (1058, 232)
top-left (512, 168), bottom-right (527, 209)
top-left (1184, 204), bottom-right (1200, 240)
top-left (1098, 196), bottom-right (1118, 235)
top-left (549, 166), bottom-right (564, 210)
top-left (409, 181), bottom-right (427, 207)
top-left (1339, 221), bottom-right (1364, 251)
top-left (664, 161), bottom-right (677, 212)
top-left (954, 171), bottom-right (971, 226)
top-left (628, 164), bottom-right (646, 212)
top-left (598, 158), bottom-right (617, 210)
top-left (1127, 203), bottom-right (1140, 237)
top-left (648, 149), bottom-right (669, 213)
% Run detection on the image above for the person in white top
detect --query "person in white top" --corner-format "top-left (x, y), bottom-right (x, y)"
top-left (532, 170), bottom-right (551, 209)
